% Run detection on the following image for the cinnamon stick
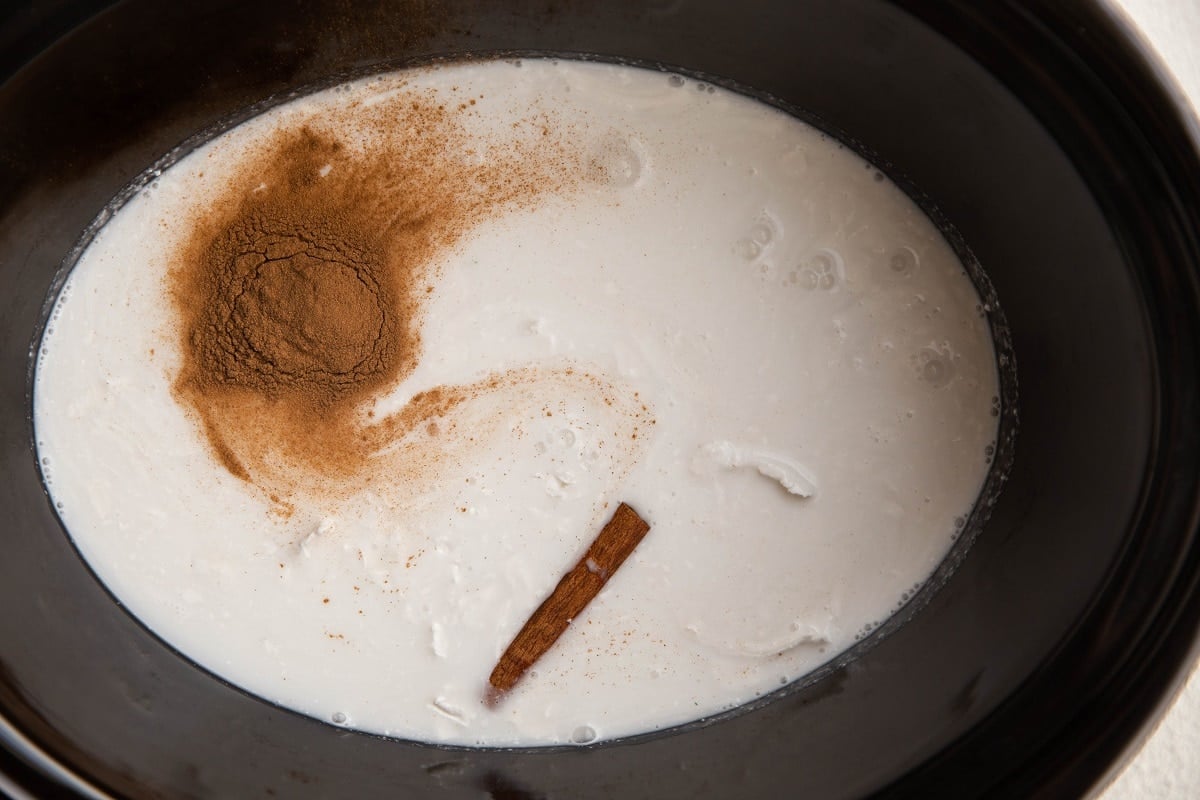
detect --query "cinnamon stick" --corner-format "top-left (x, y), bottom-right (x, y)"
top-left (486, 502), bottom-right (651, 703)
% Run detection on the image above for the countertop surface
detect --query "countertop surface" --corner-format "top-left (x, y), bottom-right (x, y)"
top-left (1094, 1), bottom-right (1200, 798)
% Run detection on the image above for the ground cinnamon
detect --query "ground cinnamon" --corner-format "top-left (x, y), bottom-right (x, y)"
top-left (169, 87), bottom-right (584, 500)
top-left (189, 213), bottom-right (397, 406)
top-left (487, 502), bottom-right (651, 703)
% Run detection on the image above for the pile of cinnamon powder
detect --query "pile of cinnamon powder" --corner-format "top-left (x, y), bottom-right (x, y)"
top-left (170, 87), bottom-right (585, 503)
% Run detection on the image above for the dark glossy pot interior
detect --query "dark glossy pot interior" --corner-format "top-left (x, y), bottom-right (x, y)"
top-left (2, 1), bottom-right (1200, 797)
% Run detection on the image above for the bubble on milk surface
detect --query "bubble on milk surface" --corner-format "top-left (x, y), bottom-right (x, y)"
top-left (735, 213), bottom-right (779, 263)
top-left (571, 725), bottom-right (597, 744)
top-left (331, 711), bottom-right (348, 725)
top-left (592, 136), bottom-right (644, 188)
top-left (854, 619), bottom-right (884, 642)
top-left (913, 345), bottom-right (956, 388)
top-left (749, 218), bottom-right (775, 246)
top-left (792, 248), bottom-right (842, 291)
top-left (888, 246), bottom-right (920, 278)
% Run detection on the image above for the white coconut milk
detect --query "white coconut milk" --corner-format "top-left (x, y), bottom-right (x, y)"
top-left (34, 59), bottom-right (999, 746)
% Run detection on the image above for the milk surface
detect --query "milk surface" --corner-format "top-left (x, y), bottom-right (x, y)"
top-left (34, 60), bottom-right (1000, 746)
